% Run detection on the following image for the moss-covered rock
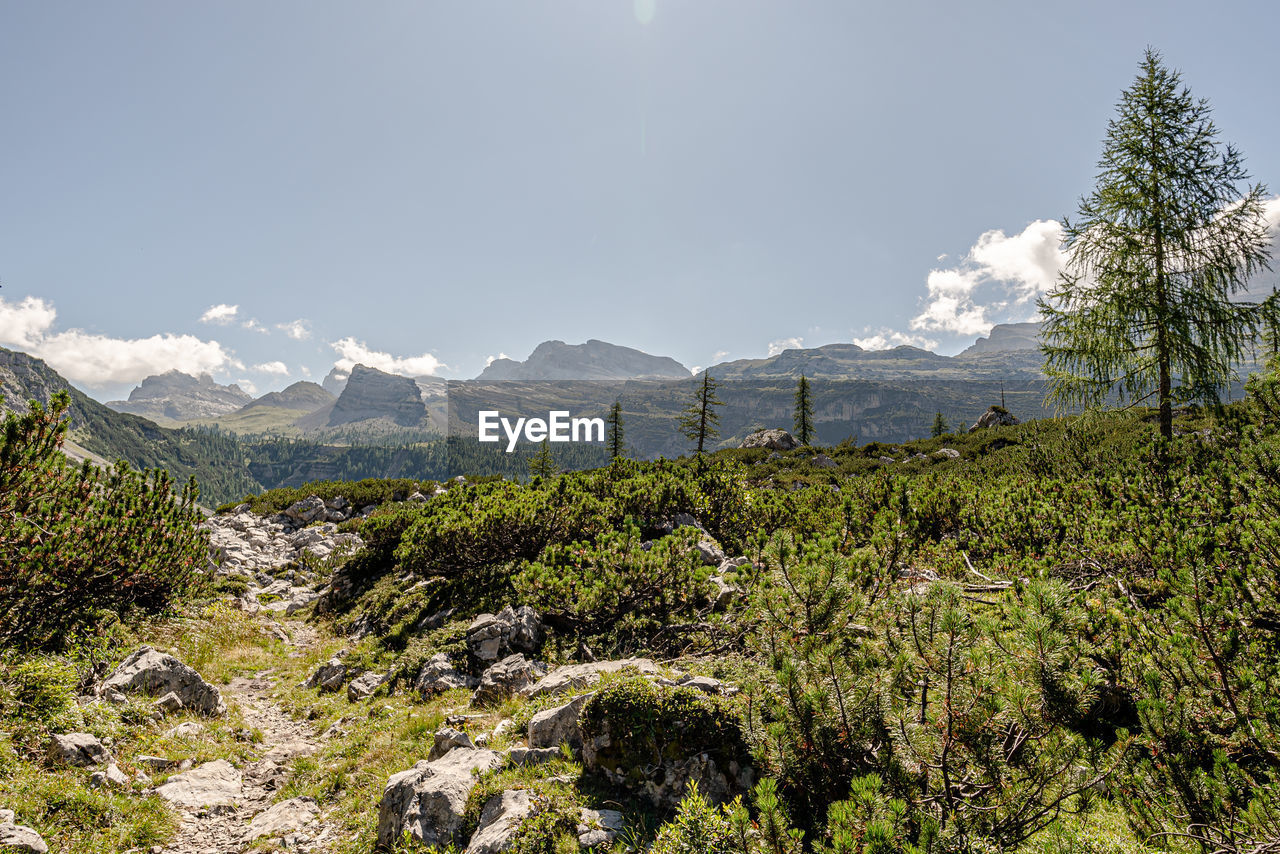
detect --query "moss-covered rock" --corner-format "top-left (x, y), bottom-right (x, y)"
top-left (579, 677), bottom-right (752, 809)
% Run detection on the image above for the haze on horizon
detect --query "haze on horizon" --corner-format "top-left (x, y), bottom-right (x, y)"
top-left (0, 1), bottom-right (1277, 400)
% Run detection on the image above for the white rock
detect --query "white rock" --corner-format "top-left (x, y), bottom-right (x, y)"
top-left (100, 647), bottom-right (225, 716)
top-left (245, 797), bottom-right (320, 841)
top-left (523, 659), bottom-right (663, 699)
top-left (155, 759), bottom-right (243, 809)
top-left (466, 790), bottom-right (537, 854)
top-left (376, 748), bottom-right (503, 849)
top-left (47, 733), bottom-right (110, 767)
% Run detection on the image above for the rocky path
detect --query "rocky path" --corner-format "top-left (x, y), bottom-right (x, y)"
top-left (156, 622), bottom-right (338, 854)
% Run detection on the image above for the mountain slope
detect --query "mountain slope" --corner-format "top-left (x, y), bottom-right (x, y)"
top-left (0, 348), bottom-right (261, 505)
top-left (476, 339), bottom-right (690, 381)
top-left (709, 342), bottom-right (1044, 382)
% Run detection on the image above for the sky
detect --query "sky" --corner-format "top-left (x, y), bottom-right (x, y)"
top-left (1, 1), bottom-right (1278, 400)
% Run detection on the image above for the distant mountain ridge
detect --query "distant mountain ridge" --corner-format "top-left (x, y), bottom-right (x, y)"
top-left (476, 339), bottom-right (690, 381)
top-left (106, 370), bottom-right (252, 422)
top-left (960, 322), bottom-right (1043, 356)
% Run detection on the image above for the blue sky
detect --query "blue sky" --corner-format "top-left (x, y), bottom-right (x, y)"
top-left (1, 1), bottom-right (1277, 399)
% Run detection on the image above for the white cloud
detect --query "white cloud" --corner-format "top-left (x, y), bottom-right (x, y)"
top-left (852, 328), bottom-right (939, 351)
top-left (253, 361), bottom-right (290, 375)
top-left (484, 352), bottom-right (511, 367)
top-left (911, 219), bottom-right (1065, 336)
top-left (711, 350), bottom-right (730, 363)
top-left (277, 319), bottom-right (312, 340)
top-left (242, 318), bottom-right (269, 334)
top-left (0, 296), bottom-right (58, 349)
top-left (235, 378), bottom-right (258, 396)
top-left (767, 337), bottom-right (804, 357)
top-left (199, 303), bottom-right (239, 325)
top-left (331, 337), bottom-right (445, 377)
top-left (0, 296), bottom-right (239, 388)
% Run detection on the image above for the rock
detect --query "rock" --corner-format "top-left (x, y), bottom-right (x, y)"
top-left (933, 447), bottom-right (961, 459)
top-left (0, 818), bottom-right (48, 854)
top-left (709, 575), bottom-right (738, 611)
top-left (428, 727), bottom-right (475, 761)
top-left (245, 797), bottom-right (320, 841)
top-left (969, 406), bottom-right (1020, 432)
top-left (282, 496), bottom-right (327, 525)
top-left (88, 762), bottom-right (130, 789)
top-left (499, 605), bottom-right (544, 655)
top-left (740, 429), bottom-right (799, 451)
top-left (47, 733), bottom-right (110, 767)
top-left (508, 746), bottom-right (561, 766)
top-left (347, 671), bottom-right (389, 702)
top-left (467, 605), bottom-right (545, 662)
top-left (810, 453), bottom-right (837, 469)
top-left (376, 748), bottom-right (503, 850)
top-left (466, 790), bottom-right (538, 854)
top-left (415, 653), bottom-right (479, 697)
top-left (675, 675), bottom-right (733, 695)
top-left (528, 693), bottom-right (593, 753)
top-left (408, 491), bottom-right (427, 502)
top-left (155, 759), bottom-right (243, 809)
top-left (304, 657), bottom-right (348, 693)
top-left (878, 456), bottom-right (896, 464)
top-left (100, 647), bottom-right (225, 716)
top-left (467, 614), bottom-right (505, 661)
top-left (137, 754), bottom-right (181, 772)
top-left (163, 721), bottom-right (205, 739)
top-left (523, 659), bottom-right (663, 699)
top-left (284, 591), bottom-right (321, 616)
top-left (152, 691), bottom-right (184, 714)
top-left (577, 808), bottom-right (626, 848)
top-left (473, 654), bottom-right (539, 706)
top-left (694, 537), bottom-right (726, 566)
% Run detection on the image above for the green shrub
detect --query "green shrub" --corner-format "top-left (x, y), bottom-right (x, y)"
top-left (650, 782), bottom-right (737, 854)
top-left (0, 394), bottom-right (207, 651)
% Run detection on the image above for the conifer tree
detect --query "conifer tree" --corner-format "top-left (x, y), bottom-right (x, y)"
top-left (527, 438), bottom-right (557, 479)
top-left (1041, 49), bottom-right (1272, 440)
top-left (931, 411), bottom-right (949, 438)
top-left (678, 370), bottom-right (723, 456)
top-left (606, 397), bottom-right (625, 460)
top-left (793, 374), bottom-right (814, 446)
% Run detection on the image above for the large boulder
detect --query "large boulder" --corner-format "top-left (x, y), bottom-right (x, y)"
top-left (155, 759), bottom-right (243, 810)
top-left (577, 808), bottom-right (626, 848)
top-left (47, 733), bottom-right (110, 767)
top-left (528, 693), bottom-right (593, 753)
top-left (523, 659), bottom-right (663, 700)
top-left (415, 653), bottom-right (479, 697)
top-left (377, 748), bottom-right (503, 850)
top-left (428, 727), bottom-right (475, 761)
top-left (740, 429), bottom-right (799, 451)
top-left (472, 654), bottom-right (540, 706)
top-left (466, 790), bottom-right (539, 854)
top-left (100, 647), bottom-right (225, 716)
top-left (969, 406), bottom-right (1019, 432)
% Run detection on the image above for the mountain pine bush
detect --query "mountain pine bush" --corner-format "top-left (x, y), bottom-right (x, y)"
top-left (0, 393), bottom-right (207, 650)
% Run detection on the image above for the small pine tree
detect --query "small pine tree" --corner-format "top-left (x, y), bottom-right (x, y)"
top-left (527, 438), bottom-right (557, 479)
top-left (606, 397), bottom-right (625, 460)
top-left (794, 374), bottom-right (815, 446)
top-left (931, 412), bottom-right (949, 438)
top-left (678, 371), bottom-right (723, 456)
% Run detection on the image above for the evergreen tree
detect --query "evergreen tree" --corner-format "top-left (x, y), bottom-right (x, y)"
top-left (931, 412), bottom-right (949, 438)
top-left (793, 375), bottom-right (815, 446)
top-left (678, 371), bottom-right (723, 456)
top-left (606, 397), bottom-right (626, 460)
top-left (1040, 49), bottom-right (1272, 440)
top-left (527, 438), bottom-right (557, 479)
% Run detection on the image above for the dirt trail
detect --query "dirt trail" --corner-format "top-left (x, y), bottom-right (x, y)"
top-left (156, 622), bottom-right (336, 854)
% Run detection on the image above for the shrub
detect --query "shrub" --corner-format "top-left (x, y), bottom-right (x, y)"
top-left (650, 782), bottom-right (737, 854)
top-left (0, 394), bottom-right (207, 651)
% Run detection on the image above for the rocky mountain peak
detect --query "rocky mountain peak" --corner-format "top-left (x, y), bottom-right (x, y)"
top-left (474, 339), bottom-right (689, 381)
top-left (106, 371), bottom-right (253, 422)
